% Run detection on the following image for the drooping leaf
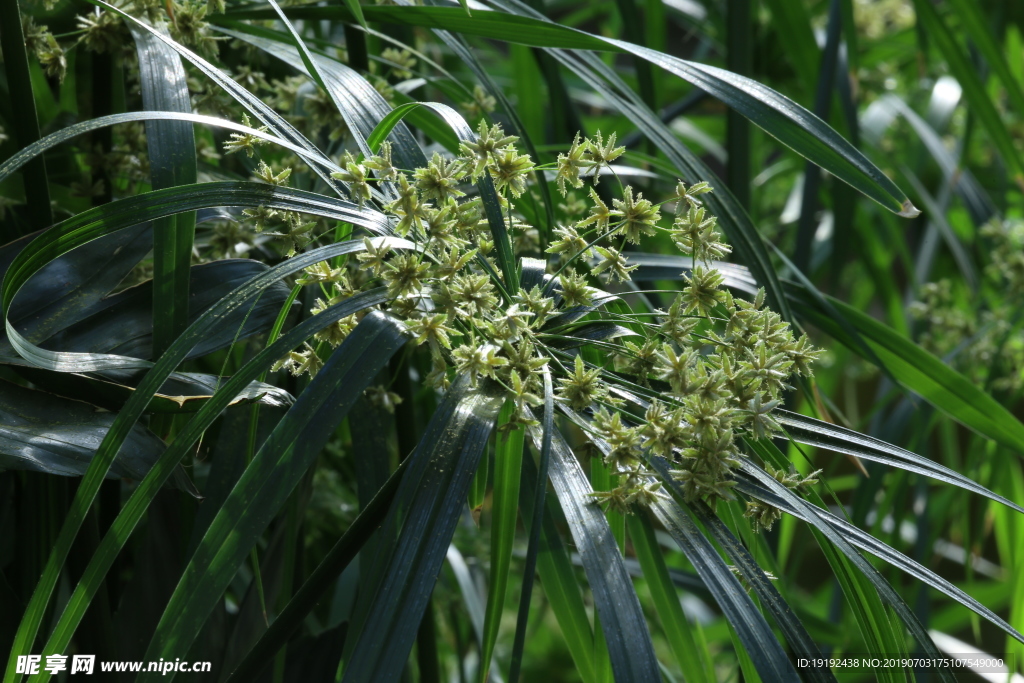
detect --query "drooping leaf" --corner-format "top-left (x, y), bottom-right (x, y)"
top-left (138, 311), bottom-right (409, 676)
top-left (517, 447), bottom-right (597, 683)
top-left (340, 375), bottom-right (505, 683)
top-left (788, 286), bottom-right (1024, 455)
top-left (88, 0), bottom-right (348, 196)
top-left (529, 423), bottom-right (661, 682)
top-left (647, 494), bottom-right (800, 682)
top-left (5, 219), bottom-right (409, 683)
top-left (0, 380), bottom-right (164, 480)
top-left (32, 289), bottom-right (394, 681)
top-left (217, 17), bottom-right (426, 177)
top-left (687, 500), bottom-right (837, 683)
top-left (238, 2), bottom-right (920, 217)
top-left (736, 452), bottom-right (958, 683)
top-left (777, 410), bottom-right (1024, 515)
top-left (733, 469), bottom-right (1024, 648)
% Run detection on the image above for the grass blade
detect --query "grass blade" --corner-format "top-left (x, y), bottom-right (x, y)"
top-left (687, 501), bottom-right (838, 683)
top-left (734, 470), bottom-right (1024, 646)
top-left (532, 424), bottom-right (661, 682)
top-left (625, 512), bottom-right (714, 683)
top-left (138, 311), bottom-right (409, 677)
top-left (0, 0), bottom-right (52, 234)
top-left (129, 24), bottom-right (197, 359)
top-left (2, 220), bottom-right (407, 683)
top-left (221, 457), bottom-right (410, 682)
top-left (480, 400), bottom-right (525, 681)
top-left (518, 442), bottom-right (597, 683)
top-left (777, 410), bottom-right (1024, 515)
top-left (339, 376), bottom-right (505, 683)
top-left (788, 285), bottom-right (1024, 455)
top-left (244, 2), bottom-right (921, 217)
top-left (647, 494), bottom-right (800, 682)
top-left (738, 450), bottom-right (958, 683)
top-left (31, 288), bottom-right (394, 681)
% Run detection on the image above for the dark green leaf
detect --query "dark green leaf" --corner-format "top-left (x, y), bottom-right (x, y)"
top-left (139, 312), bottom-right (409, 674)
top-left (0, 380), bottom-right (164, 480)
top-left (340, 375), bottom-right (505, 683)
top-left (531, 422), bottom-right (661, 681)
top-left (130, 23), bottom-right (197, 358)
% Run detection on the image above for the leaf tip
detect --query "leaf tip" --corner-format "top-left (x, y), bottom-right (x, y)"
top-left (898, 200), bottom-right (921, 218)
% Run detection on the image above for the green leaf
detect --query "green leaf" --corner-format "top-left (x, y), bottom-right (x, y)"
top-left (0, 111), bottom-right (344, 185)
top-left (31, 288), bottom-right (394, 683)
top-left (518, 448), bottom-right (597, 683)
top-left (221, 458), bottom-right (410, 682)
top-left (0, 380), bottom-right (164, 480)
top-left (0, 0), bottom-right (52, 232)
top-left (215, 24), bottom-right (428, 172)
top-left (737, 451), bottom-right (958, 683)
top-left (138, 312), bottom-right (409, 676)
top-left (561, 404), bottom-right (798, 682)
top-left (342, 0), bottom-right (367, 29)
top-left (647, 492), bottom-right (800, 682)
top-left (129, 23), bottom-right (197, 359)
top-left (777, 410), bottom-right (1024, 515)
top-left (339, 376), bottom-right (505, 683)
top-left (534, 423), bottom-right (661, 681)
top-left (911, 0), bottom-right (1024, 189)
top-left (88, 0), bottom-right (347, 195)
top-left (788, 286), bottom-right (1024, 455)
top-left (736, 468), bottom-right (1024, 646)
top-left (480, 400), bottom-right (525, 681)
top-left (2, 187), bottom-right (404, 683)
top-left (687, 501), bottom-right (838, 683)
top-left (242, 2), bottom-right (920, 217)
top-left (626, 513), bottom-right (715, 683)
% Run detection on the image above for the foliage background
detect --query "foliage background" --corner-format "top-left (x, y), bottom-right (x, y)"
top-left (1, 0), bottom-right (1024, 681)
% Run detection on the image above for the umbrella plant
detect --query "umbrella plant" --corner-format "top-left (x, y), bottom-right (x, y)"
top-left (2, 0), bottom-right (1024, 680)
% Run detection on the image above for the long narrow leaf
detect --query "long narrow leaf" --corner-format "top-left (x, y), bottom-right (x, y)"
top-left (130, 24), bottom-right (197, 357)
top-left (340, 375), bottom-right (505, 683)
top-left (480, 401), bottom-right (525, 681)
top-left (32, 288), bottom-right (395, 681)
top-left (528, 425), bottom-right (661, 681)
top-left (138, 312), bottom-right (409, 676)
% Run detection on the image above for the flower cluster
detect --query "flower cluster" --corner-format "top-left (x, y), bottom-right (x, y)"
top-left (247, 120), bottom-right (820, 512)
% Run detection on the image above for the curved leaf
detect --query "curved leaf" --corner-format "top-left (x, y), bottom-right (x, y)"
top-left (736, 456), bottom-right (958, 683)
top-left (241, 2), bottom-right (920, 217)
top-left (88, 0), bottom-right (349, 197)
top-left (4, 228), bottom-right (409, 683)
top-left (215, 20), bottom-right (426, 179)
top-left (130, 22), bottom-right (197, 357)
top-left (32, 289), bottom-right (393, 683)
top-left (788, 286), bottom-right (1024, 455)
top-left (139, 311), bottom-right (409, 675)
top-left (733, 467), bottom-right (1024, 647)
top-left (777, 410), bottom-right (1024, 515)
